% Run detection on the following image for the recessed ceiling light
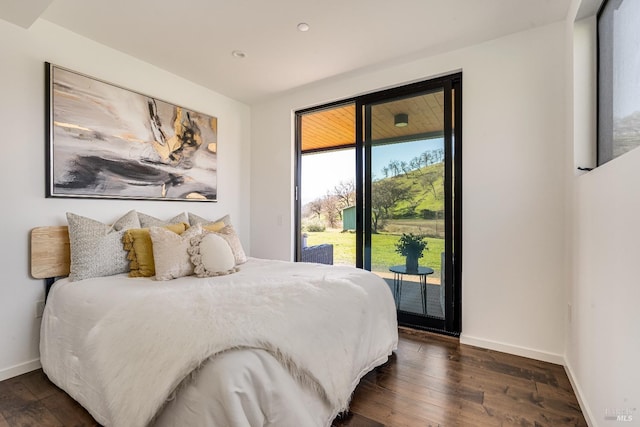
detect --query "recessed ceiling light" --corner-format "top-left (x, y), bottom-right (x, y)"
top-left (231, 50), bottom-right (246, 58)
top-left (297, 22), bottom-right (310, 32)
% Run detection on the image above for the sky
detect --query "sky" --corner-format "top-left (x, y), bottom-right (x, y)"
top-left (301, 138), bottom-right (444, 204)
top-left (301, 150), bottom-right (354, 204)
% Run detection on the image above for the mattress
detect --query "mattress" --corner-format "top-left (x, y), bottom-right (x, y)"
top-left (40, 257), bottom-right (398, 426)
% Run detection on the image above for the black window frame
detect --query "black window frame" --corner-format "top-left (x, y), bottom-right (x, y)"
top-left (597, 0), bottom-right (640, 166)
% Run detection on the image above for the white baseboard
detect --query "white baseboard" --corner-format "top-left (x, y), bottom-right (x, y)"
top-left (564, 360), bottom-right (596, 427)
top-left (0, 358), bottom-right (41, 382)
top-left (459, 335), bottom-right (596, 425)
top-left (459, 333), bottom-right (565, 365)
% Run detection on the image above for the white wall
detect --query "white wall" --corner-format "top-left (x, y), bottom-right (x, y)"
top-left (0, 18), bottom-right (251, 380)
top-left (573, 17), bottom-right (598, 172)
top-left (251, 22), bottom-right (568, 362)
top-left (566, 14), bottom-right (640, 425)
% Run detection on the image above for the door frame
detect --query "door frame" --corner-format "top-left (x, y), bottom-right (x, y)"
top-left (295, 73), bottom-right (462, 335)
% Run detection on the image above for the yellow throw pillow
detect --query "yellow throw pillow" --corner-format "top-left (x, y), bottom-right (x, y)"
top-left (187, 212), bottom-right (231, 227)
top-left (123, 222), bottom-right (188, 277)
top-left (202, 220), bottom-right (226, 233)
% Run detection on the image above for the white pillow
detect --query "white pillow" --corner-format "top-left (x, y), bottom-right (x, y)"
top-left (188, 232), bottom-right (237, 277)
top-left (214, 225), bottom-right (248, 265)
top-left (149, 224), bottom-right (203, 281)
top-left (66, 210), bottom-right (141, 281)
top-left (187, 213), bottom-right (246, 264)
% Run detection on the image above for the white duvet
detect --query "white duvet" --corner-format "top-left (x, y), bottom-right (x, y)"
top-left (40, 258), bottom-right (398, 427)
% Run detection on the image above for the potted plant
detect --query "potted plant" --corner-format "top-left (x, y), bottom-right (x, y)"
top-left (395, 233), bottom-right (428, 273)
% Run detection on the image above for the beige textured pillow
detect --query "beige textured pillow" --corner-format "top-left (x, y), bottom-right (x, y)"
top-left (123, 222), bottom-right (189, 278)
top-left (214, 225), bottom-right (248, 265)
top-left (66, 210), bottom-right (141, 281)
top-left (188, 212), bottom-right (231, 227)
top-left (138, 212), bottom-right (189, 227)
top-left (150, 224), bottom-right (204, 280)
top-left (188, 232), bottom-right (238, 277)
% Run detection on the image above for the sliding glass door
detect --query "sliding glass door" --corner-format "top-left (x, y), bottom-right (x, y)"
top-left (296, 74), bottom-right (461, 335)
top-left (296, 102), bottom-right (357, 266)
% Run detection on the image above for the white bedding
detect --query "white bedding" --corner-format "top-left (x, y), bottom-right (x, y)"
top-left (154, 349), bottom-right (333, 427)
top-left (40, 258), bottom-right (398, 427)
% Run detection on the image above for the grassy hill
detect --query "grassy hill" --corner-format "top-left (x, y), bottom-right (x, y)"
top-left (301, 160), bottom-right (445, 236)
top-left (378, 161), bottom-right (445, 219)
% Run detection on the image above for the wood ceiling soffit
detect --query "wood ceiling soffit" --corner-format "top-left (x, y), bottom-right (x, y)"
top-left (301, 92), bottom-right (446, 152)
top-left (301, 105), bottom-right (355, 152)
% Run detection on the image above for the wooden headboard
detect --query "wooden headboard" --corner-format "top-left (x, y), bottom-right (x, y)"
top-left (30, 226), bottom-right (71, 279)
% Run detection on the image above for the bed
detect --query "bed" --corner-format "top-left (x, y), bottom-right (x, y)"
top-left (31, 223), bottom-right (398, 427)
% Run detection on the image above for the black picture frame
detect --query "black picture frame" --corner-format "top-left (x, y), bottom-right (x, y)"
top-left (597, 0), bottom-right (640, 166)
top-left (46, 63), bottom-right (218, 201)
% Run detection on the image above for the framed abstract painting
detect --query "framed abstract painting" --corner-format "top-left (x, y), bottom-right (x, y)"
top-left (45, 63), bottom-right (218, 201)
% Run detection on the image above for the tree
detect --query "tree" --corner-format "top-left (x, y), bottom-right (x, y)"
top-left (388, 160), bottom-right (401, 177)
top-left (420, 167), bottom-right (440, 199)
top-left (332, 180), bottom-right (355, 216)
top-left (409, 157), bottom-right (421, 171)
top-left (322, 194), bottom-right (340, 228)
top-left (308, 199), bottom-right (323, 221)
top-left (371, 179), bottom-right (412, 233)
top-left (400, 161), bottom-right (411, 176)
top-left (419, 151), bottom-right (433, 168)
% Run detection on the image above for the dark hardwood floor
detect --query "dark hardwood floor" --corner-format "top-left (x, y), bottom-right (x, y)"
top-left (0, 328), bottom-right (586, 426)
top-left (333, 328), bottom-right (587, 427)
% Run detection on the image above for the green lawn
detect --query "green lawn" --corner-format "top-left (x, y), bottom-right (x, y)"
top-left (305, 230), bottom-right (443, 274)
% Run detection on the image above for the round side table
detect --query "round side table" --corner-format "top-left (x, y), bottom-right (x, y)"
top-left (389, 265), bottom-right (434, 314)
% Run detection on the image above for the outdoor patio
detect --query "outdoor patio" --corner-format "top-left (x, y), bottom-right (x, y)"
top-left (378, 274), bottom-right (444, 318)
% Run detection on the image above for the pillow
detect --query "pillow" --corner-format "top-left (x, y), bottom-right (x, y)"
top-left (123, 222), bottom-right (189, 277)
top-left (150, 224), bottom-right (204, 281)
top-left (188, 232), bottom-right (237, 277)
top-left (213, 225), bottom-right (248, 265)
top-left (202, 221), bottom-right (226, 233)
top-left (138, 212), bottom-right (189, 227)
top-left (188, 212), bottom-right (232, 227)
top-left (66, 210), bottom-right (141, 281)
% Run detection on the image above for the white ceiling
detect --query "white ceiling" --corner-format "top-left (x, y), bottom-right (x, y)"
top-left (3, 0), bottom-right (581, 104)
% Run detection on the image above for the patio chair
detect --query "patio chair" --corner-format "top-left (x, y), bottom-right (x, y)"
top-left (301, 243), bottom-right (334, 265)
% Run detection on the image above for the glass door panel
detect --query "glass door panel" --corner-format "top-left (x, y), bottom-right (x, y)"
top-left (297, 103), bottom-right (356, 266)
top-left (367, 91), bottom-right (446, 320)
top-left (300, 148), bottom-right (356, 266)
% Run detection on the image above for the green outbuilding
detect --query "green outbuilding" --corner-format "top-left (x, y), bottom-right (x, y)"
top-left (342, 206), bottom-right (356, 231)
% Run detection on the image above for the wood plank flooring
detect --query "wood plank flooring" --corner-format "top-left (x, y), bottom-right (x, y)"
top-left (333, 328), bottom-right (587, 427)
top-left (0, 328), bottom-right (586, 426)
